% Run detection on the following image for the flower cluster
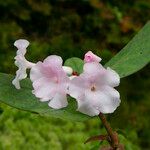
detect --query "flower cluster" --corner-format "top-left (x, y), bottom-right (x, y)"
top-left (12, 39), bottom-right (121, 116)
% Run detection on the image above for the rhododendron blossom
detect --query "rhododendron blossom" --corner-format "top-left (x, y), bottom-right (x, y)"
top-left (84, 51), bottom-right (102, 63)
top-left (30, 55), bottom-right (70, 109)
top-left (69, 62), bottom-right (120, 116)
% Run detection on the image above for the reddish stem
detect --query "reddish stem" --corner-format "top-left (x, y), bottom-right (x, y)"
top-left (99, 113), bottom-right (119, 149)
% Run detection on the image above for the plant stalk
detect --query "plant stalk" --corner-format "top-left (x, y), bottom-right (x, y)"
top-left (99, 113), bottom-right (119, 149)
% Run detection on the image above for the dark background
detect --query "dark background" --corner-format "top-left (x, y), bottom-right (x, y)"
top-left (0, 0), bottom-right (149, 149)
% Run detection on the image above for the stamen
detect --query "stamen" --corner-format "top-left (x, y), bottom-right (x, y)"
top-left (91, 86), bottom-right (96, 91)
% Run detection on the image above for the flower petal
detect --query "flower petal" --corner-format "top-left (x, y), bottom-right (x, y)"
top-left (14, 39), bottom-right (29, 55)
top-left (83, 62), bottom-right (105, 75)
top-left (84, 51), bottom-right (102, 63)
top-left (14, 39), bottom-right (29, 49)
top-left (48, 93), bottom-right (68, 109)
top-left (12, 76), bottom-right (24, 89)
top-left (69, 76), bottom-right (86, 99)
top-left (97, 86), bottom-right (120, 113)
top-left (30, 62), bottom-right (43, 82)
top-left (69, 75), bottom-right (77, 80)
top-left (12, 39), bottom-right (35, 89)
top-left (44, 55), bottom-right (63, 67)
top-left (76, 86), bottom-right (120, 116)
top-left (32, 77), bottom-right (56, 101)
top-left (105, 67), bottom-right (120, 87)
top-left (12, 57), bottom-right (28, 89)
top-left (77, 97), bottom-right (100, 116)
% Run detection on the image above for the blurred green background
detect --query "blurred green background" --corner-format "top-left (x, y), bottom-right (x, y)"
top-left (0, 0), bottom-right (150, 149)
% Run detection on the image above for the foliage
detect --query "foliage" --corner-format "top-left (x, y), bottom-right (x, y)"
top-left (0, 103), bottom-right (142, 150)
top-left (0, 103), bottom-right (94, 150)
top-left (105, 22), bottom-right (150, 78)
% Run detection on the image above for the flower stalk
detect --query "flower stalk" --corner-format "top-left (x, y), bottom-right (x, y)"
top-left (99, 113), bottom-right (119, 150)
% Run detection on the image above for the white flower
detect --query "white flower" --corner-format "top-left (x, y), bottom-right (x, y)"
top-left (12, 39), bottom-right (35, 89)
top-left (30, 55), bottom-right (70, 109)
top-left (69, 62), bottom-right (120, 116)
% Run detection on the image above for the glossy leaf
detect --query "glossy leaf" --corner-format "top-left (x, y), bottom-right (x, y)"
top-left (105, 21), bottom-right (150, 78)
top-left (0, 73), bottom-right (90, 121)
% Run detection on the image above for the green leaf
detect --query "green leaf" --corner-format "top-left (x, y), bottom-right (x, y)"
top-left (64, 57), bottom-right (84, 74)
top-left (0, 73), bottom-right (90, 121)
top-left (118, 134), bottom-right (140, 150)
top-left (105, 22), bottom-right (150, 78)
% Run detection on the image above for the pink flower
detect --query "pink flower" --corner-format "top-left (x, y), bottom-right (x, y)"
top-left (12, 39), bottom-right (35, 89)
top-left (84, 51), bottom-right (102, 63)
top-left (69, 62), bottom-right (120, 116)
top-left (30, 55), bottom-right (70, 109)
top-left (12, 39), bottom-right (72, 90)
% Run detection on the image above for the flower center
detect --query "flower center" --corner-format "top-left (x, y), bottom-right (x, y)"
top-left (91, 85), bottom-right (96, 91)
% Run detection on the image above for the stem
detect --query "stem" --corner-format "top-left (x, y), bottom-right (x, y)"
top-left (99, 113), bottom-right (119, 149)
